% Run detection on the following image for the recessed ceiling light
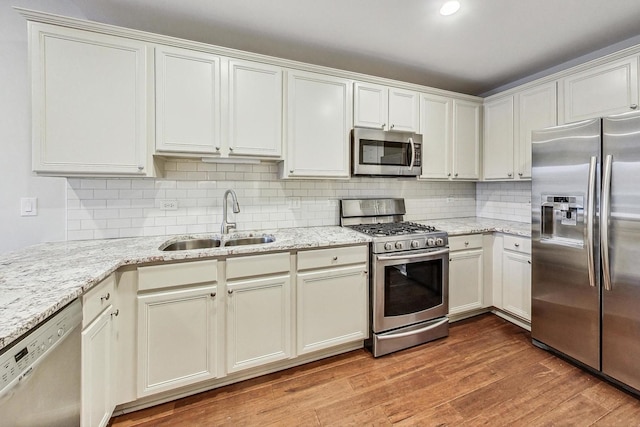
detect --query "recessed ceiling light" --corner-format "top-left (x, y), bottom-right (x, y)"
top-left (440, 1), bottom-right (461, 16)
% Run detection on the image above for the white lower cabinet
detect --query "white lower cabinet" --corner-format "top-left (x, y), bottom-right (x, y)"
top-left (136, 260), bottom-right (219, 397)
top-left (448, 235), bottom-right (484, 316)
top-left (296, 246), bottom-right (368, 355)
top-left (81, 275), bottom-right (117, 427)
top-left (226, 252), bottom-right (292, 373)
top-left (500, 236), bottom-right (532, 321)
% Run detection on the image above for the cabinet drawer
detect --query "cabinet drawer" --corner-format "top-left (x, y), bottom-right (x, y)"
top-left (82, 274), bottom-right (115, 327)
top-left (226, 252), bottom-right (290, 280)
top-left (504, 235), bottom-right (531, 254)
top-left (449, 234), bottom-right (483, 251)
top-left (297, 245), bottom-right (368, 271)
top-left (138, 260), bottom-right (218, 291)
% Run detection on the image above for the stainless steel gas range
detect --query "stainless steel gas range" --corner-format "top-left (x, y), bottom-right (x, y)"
top-left (340, 198), bottom-right (449, 357)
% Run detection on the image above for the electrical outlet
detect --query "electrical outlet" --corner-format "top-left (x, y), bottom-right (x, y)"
top-left (289, 197), bottom-right (301, 209)
top-left (159, 199), bottom-right (179, 210)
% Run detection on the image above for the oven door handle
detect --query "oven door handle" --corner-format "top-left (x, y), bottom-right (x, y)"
top-left (377, 317), bottom-right (449, 340)
top-left (376, 248), bottom-right (449, 261)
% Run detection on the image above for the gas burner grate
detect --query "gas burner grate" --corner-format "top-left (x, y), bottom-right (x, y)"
top-left (349, 222), bottom-right (437, 237)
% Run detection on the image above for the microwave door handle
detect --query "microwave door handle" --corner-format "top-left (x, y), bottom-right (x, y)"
top-left (408, 137), bottom-right (416, 170)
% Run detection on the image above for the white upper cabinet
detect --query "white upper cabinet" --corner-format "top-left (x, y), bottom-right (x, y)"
top-left (483, 81), bottom-right (556, 181)
top-left (560, 55), bottom-right (639, 124)
top-left (155, 46), bottom-right (221, 154)
top-left (516, 81), bottom-right (557, 179)
top-left (354, 82), bottom-right (419, 132)
top-left (420, 94), bottom-right (481, 180)
top-left (228, 59), bottom-right (283, 158)
top-left (283, 70), bottom-right (352, 178)
top-left (30, 23), bottom-right (151, 176)
top-left (452, 99), bottom-right (482, 180)
top-left (483, 96), bottom-right (515, 180)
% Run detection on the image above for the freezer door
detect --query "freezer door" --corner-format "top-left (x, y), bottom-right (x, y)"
top-left (531, 118), bottom-right (601, 370)
top-left (602, 112), bottom-right (640, 391)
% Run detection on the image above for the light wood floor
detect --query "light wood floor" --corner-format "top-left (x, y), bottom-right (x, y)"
top-left (110, 314), bottom-right (640, 426)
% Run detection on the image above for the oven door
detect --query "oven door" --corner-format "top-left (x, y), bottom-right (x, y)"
top-left (372, 248), bottom-right (449, 333)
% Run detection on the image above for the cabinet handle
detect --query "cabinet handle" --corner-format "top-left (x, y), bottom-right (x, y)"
top-left (110, 309), bottom-right (119, 318)
top-left (631, 104), bottom-right (638, 110)
top-left (381, 123), bottom-right (386, 129)
top-left (228, 289), bottom-right (234, 295)
top-left (100, 293), bottom-right (110, 302)
top-left (210, 292), bottom-right (216, 298)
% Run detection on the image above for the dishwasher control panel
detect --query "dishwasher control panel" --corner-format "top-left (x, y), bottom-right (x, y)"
top-left (0, 299), bottom-right (81, 396)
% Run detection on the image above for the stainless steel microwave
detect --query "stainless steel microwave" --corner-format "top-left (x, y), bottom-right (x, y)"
top-left (351, 128), bottom-right (422, 177)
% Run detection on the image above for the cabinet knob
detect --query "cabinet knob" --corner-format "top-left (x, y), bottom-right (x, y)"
top-left (228, 289), bottom-right (234, 295)
top-left (528, 260), bottom-right (532, 264)
top-left (111, 309), bottom-right (119, 318)
top-left (447, 173), bottom-right (451, 177)
top-left (390, 124), bottom-right (395, 129)
top-left (514, 243), bottom-right (520, 247)
top-left (215, 146), bottom-right (220, 151)
top-left (210, 292), bottom-right (216, 298)
top-left (518, 172), bottom-right (523, 177)
top-left (289, 170), bottom-right (294, 174)
top-left (137, 166), bottom-right (144, 171)
top-left (631, 104), bottom-right (638, 110)
top-left (229, 147), bottom-right (234, 152)
top-left (333, 256), bottom-right (338, 261)
top-left (454, 173), bottom-right (459, 177)
top-left (464, 241), bottom-right (469, 246)
top-left (100, 293), bottom-right (110, 302)
top-left (508, 173), bottom-right (513, 177)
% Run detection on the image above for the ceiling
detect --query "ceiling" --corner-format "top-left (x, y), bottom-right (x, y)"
top-left (68, 0), bottom-right (640, 96)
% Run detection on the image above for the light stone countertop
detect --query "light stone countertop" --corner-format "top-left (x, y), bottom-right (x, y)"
top-left (421, 217), bottom-right (531, 237)
top-left (0, 226), bottom-right (370, 352)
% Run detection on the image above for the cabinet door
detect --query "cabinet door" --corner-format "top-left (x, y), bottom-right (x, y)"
top-left (561, 56), bottom-right (639, 123)
top-left (82, 308), bottom-right (114, 427)
top-left (483, 96), bottom-right (515, 180)
top-left (227, 275), bottom-right (291, 373)
top-left (285, 70), bottom-right (352, 178)
top-left (228, 59), bottom-right (282, 157)
top-left (449, 249), bottom-right (484, 315)
top-left (155, 46), bottom-right (220, 154)
top-left (137, 285), bottom-right (218, 396)
top-left (297, 265), bottom-right (368, 355)
top-left (31, 23), bottom-right (149, 175)
top-left (353, 82), bottom-right (387, 129)
top-left (420, 93), bottom-right (452, 179)
top-left (388, 87), bottom-right (420, 132)
top-left (452, 100), bottom-right (481, 180)
top-left (502, 251), bottom-right (532, 321)
top-left (517, 82), bottom-right (557, 179)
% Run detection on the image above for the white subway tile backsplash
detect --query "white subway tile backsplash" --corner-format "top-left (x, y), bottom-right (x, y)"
top-left (64, 159), bottom-right (529, 241)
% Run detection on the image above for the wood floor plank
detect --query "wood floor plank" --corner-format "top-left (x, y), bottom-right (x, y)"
top-left (110, 314), bottom-right (640, 427)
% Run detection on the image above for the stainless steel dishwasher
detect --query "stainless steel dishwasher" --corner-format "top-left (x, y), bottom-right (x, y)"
top-left (0, 299), bottom-right (82, 426)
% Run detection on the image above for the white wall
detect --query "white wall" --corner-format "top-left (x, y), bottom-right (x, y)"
top-left (0, 0), bottom-right (87, 254)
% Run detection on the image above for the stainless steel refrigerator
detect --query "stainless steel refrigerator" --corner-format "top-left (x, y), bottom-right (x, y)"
top-left (531, 111), bottom-right (640, 394)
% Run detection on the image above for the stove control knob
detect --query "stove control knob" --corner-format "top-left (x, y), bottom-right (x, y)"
top-left (411, 240), bottom-right (420, 249)
top-left (384, 242), bottom-right (393, 251)
top-left (435, 238), bottom-right (444, 246)
top-left (427, 238), bottom-right (436, 247)
top-left (395, 242), bottom-right (403, 250)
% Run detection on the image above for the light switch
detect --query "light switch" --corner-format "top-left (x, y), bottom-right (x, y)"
top-left (20, 198), bottom-right (38, 216)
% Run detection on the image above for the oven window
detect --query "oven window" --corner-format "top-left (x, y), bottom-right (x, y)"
top-left (384, 259), bottom-right (443, 317)
top-left (360, 140), bottom-right (409, 166)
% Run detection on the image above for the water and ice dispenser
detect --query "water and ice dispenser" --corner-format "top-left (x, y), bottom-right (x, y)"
top-left (541, 195), bottom-right (585, 245)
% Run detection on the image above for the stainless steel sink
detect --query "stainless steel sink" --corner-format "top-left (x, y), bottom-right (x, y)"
top-left (223, 236), bottom-right (276, 246)
top-left (160, 238), bottom-right (221, 251)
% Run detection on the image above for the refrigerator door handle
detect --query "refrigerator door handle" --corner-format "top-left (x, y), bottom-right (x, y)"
top-left (602, 154), bottom-right (613, 291)
top-left (587, 156), bottom-right (597, 288)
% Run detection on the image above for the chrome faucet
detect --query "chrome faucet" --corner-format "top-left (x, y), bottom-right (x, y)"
top-left (221, 189), bottom-right (240, 234)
